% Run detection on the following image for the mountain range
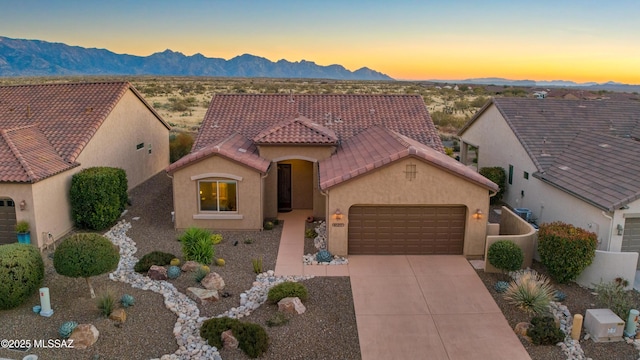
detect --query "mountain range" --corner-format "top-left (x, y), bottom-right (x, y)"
top-left (0, 36), bottom-right (392, 80)
top-left (431, 77), bottom-right (640, 92)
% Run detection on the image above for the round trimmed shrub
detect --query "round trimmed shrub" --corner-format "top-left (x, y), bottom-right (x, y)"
top-left (200, 317), bottom-right (242, 348)
top-left (487, 240), bottom-right (523, 273)
top-left (527, 316), bottom-right (565, 345)
top-left (199, 317), bottom-right (268, 358)
top-left (0, 243), bottom-right (45, 310)
top-left (53, 233), bottom-right (120, 297)
top-left (538, 222), bottom-right (597, 283)
top-left (267, 281), bottom-right (308, 303)
top-left (134, 251), bottom-right (176, 273)
top-left (70, 167), bottom-right (128, 230)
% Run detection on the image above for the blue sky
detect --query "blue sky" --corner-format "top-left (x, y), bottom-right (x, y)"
top-left (1, 0), bottom-right (638, 83)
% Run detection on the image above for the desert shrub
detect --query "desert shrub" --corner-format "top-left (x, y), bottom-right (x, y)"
top-left (252, 256), bottom-right (263, 274)
top-left (264, 221), bottom-right (274, 230)
top-left (267, 281), bottom-right (308, 303)
top-left (54, 233), bottom-right (120, 298)
top-left (200, 318), bottom-right (269, 358)
top-left (527, 316), bottom-right (565, 345)
top-left (266, 312), bottom-right (289, 327)
top-left (180, 227), bottom-right (214, 264)
top-left (487, 240), bottom-right (523, 273)
top-left (70, 167), bottom-right (128, 230)
top-left (479, 167), bottom-right (506, 204)
top-left (538, 222), bottom-right (597, 283)
top-left (305, 228), bottom-right (317, 239)
top-left (200, 317), bottom-right (241, 348)
top-left (503, 271), bottom-right (554, 314)
top-left (169, 132), bottom-right (194, 163)
top-left (134, 251), bottom-right (176, 273)
top-left (210, 234), bottom-right (223, 245)
top-left (594, 279), bottom-right (633, 320)
top-left (96, 288), bottom-right (116, 317)
top-left (0, 243), bottom-right (45, 310)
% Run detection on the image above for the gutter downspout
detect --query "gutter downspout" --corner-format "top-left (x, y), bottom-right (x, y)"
top-left (601, 211), bottom-right (614, 251)
top-left (260, 165), bottom-right (271, 230)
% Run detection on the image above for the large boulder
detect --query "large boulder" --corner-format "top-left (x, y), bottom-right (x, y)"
top-left (278, 297), bottom-right (306, 315)
top-left (148, 265), bottom-right (167, 280)
top-left (221, 329), bottom-right (238, 349)
top-left (69, 324), bottom-right (99, 349)
top-left (201, 272), bottom-right (225, 291)
top-left (187, 287), bottom-right (219, 304)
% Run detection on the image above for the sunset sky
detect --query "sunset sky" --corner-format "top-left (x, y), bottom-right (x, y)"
top-left (2, 0), bottom-right (639, 83)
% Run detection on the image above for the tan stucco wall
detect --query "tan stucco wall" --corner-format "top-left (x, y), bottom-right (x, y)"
top-left (257, 146), bottom-right (334, 162)
top-left (484, 207), bottom-right (537, 273)
top-left (576, 250), bottom-right (638, 290)
top-left (76, 89), bottom-right (170, 190)
top-left (171, 156), bottom-right (263, 230)
top-left (279, 160), bottom-right (313, 209)
top-left (461, 105), bottom-right (612, 248)
top-left (325, 158), bottom-right (491, 256)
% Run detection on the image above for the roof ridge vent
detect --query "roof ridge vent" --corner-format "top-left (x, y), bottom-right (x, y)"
top-left (558, 165), bottom-right (570, 170)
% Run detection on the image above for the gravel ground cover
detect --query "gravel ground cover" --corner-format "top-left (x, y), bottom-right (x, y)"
top-left (0, 173), bottom-right (360, 360)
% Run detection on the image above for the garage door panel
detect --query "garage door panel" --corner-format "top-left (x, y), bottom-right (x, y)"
top-left (348, 205), bottom-right (466, 255)
top-left (622, 218), bottom-right (640, 269)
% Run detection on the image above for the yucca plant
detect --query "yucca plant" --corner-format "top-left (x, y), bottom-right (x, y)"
top-left (503, 271), bottom-right (554, 314)
top-left (252, 256), bottom-right (263, 274)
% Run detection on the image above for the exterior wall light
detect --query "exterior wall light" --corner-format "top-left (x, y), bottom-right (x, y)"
top-left (19, 200), bottom-right (26, 211)
top-left (617, 224), bottom-right (624, 236)
top-left (333, 209), bottom-right (343, 221)
top-left (472, 209), bottom-right (483, 220)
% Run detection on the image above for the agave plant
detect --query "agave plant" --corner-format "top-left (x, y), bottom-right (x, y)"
top-left (503, 271), bottom-right (555, 314)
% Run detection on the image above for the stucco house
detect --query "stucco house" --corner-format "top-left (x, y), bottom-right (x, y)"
top-left (458, 97), bottom-right (640, 268)
top-left (0, 82), bottom-right (170, 247)
top-left (167, 94), bottom-right (498, 256)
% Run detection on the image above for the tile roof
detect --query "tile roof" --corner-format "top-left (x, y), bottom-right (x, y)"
top-left (459, 97), bottom-right (640, 211)
top-left (534, 132), bottom-right (640, 211)
top-left (0, 82), bottom-right (169, 183)
top-left (194, 94), bottom-right (443, 152)
top-left (252, 116), bottom-right (338, 145)
top-left (319, 125), bottom-right (498, 191)
top-left (166, 133), bottom-right (270, 174)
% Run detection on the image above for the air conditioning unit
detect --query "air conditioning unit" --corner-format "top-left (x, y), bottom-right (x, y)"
top-left (514, 208), bottom-right (532, 222)
top-left (584, 309), bottom-right (625, 342)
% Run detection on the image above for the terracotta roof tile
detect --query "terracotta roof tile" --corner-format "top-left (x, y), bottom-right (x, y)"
top-left (195, 94), bottom-right (443, 152)
top-left (0, 82), bottom-right (169, 183)
top-left (253, 116), bottom-right (338, 145)
top-left (167, 133), bottom-right (270, 173)
top-left (319, 125), bottom-right (498, 191)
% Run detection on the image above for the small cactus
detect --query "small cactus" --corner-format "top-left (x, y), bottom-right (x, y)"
top-left (554, 290), bottom-right (567, 302)
top-left (210, 234), bottom-right (223, 245)
top-left (316, 249), bottom-right (333, 263)
top-left (494, 281), bottom-right (510, 293)
top-left (120, 294), bottom-right (135, 308)
top-left (216, 258), bottom-right (226, 267)
top-left (170, 258), bottom-right (181, 266)
top-left (194, 267), bottom-right (209, 282)
top-left (167, 265), bottom-right (181, 279)
top-left (264, 221), bottom-right (274, 230)
top-left (201, 265), bottom-right (210, 273)
top-left (58, 321), bottom-right (78, 339)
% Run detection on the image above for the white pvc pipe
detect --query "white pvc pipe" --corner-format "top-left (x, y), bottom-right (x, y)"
top-left (39, 287), bottom-right (53, 317)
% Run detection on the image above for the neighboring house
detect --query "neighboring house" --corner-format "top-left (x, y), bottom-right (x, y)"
top-left (0, 82), bottom-right (170, 247)
top-left (167, 94), bottom-right (498, 256)
top-left (458, 97), bottom-right (640, 266)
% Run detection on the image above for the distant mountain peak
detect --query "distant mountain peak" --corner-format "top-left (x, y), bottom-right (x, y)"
top-left (0, 36), bottom-right (393, 80)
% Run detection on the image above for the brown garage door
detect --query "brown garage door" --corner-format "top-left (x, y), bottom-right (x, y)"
top-left (621, 218), bottom-right (640, 269)
top-left (348, 205), bottom-right (466, 255)
top-left (0, 199), bottom-right (17, 245)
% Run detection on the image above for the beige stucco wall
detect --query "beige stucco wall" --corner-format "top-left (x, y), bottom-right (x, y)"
top-left (325, 157), bottom-right (492, 256)
top-left (279, 160), bottom-right (313, 209)
top-left (171, 155), bottom-right (263, 230)
top-left (461, 104), bottom-right (612, 249)
top-left (484, 207), bottom-right (537, 273)
top-left (576, 250), bottom-right (638, 290)
top-left (76, 89), bottom-right (170, 190)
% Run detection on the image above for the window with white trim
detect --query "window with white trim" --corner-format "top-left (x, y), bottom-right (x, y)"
top-left (199, 180), bottom-right (237, 212)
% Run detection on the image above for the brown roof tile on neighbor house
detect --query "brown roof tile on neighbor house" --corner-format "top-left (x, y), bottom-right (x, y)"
top-left (166, 133), bottom-right (271, 174)
top-left (194, 94), bottom-right (443, 152)
top-left (534, 132), bottom-right (640, 211)
top-left (253, 116), bottom-right (338, 145)
top-left (319, 125), bottom-right (498, 191)
top-left (0, 82), bottom-right (169, 183)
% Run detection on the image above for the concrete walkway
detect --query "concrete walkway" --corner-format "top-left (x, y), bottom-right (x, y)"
top-left (275, 210), bottom-right (531, 360)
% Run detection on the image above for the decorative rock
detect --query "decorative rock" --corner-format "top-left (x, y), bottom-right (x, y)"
top-left (69, 324), bottom-right (99, 349)
top-left (221, 330), bottom-right (238, 349)
top-left (201, 272), bottom-right (225, 291)
top-left (109, 308), bottom-right (127, 323)
top-left (514, 322), bottom-right (531, 337)
top-left (187, 287), bottom-right (220, 303)
top-left (181, 261), bottom-right (200, 272)
top-left (148, 265), bottom-right (168, 280)
top-left (278, 297), bottom-right (306, 315)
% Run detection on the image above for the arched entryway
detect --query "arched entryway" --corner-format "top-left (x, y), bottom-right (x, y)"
top-left (0, 197), bottom-right (17, 244)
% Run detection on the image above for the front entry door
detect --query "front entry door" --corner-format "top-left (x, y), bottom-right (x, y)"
top-left (278, 164), bottom-right (292, 211)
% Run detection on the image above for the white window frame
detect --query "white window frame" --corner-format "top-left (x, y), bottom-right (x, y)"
top-left (197, 179), bottom-right (239, 213)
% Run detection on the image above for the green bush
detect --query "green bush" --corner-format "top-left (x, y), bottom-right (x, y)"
top-left (594, 279), bottom-right (633, 320)
top-left (169, 132), bottom-right (194, 163)
top-left (538, 222), bottom-right (597, 283)
top-left (200, 317), bottom-right (269, 358)
top-left (53, 233), bottom-right (120, 298)
top-left (504, 271), bottom-right (554, 314)
top-left (267, 281), bottom-right (308, 303)
top-left (134, 251), bottom-right (177, 273)
top-left (479, 167), bottom-right (506, 204)
top-left (0, 243), bottom-right (45, 310)
top-left (305, 228), bottom-right (317, 239)
top-left (527, 316), bottom-right (566, 345)
top-left (264, 221), bottom-right (274, 230)
top-left (180, 227), bottom-right (214, 264)
top-left (96, 288), bottom-right (116, 317)
top-left (487, 240), bottom-right (523, 273)
top-left (70, 167), bottom-right (128, 230)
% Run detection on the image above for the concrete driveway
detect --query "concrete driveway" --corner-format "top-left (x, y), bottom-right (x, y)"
top-left (274, 211), bottom-right (531, 360)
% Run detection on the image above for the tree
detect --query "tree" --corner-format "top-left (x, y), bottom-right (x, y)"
top-left (170, 132), bottom-right (194, 163)
top-left (53, 233), bottom-right (120, 298)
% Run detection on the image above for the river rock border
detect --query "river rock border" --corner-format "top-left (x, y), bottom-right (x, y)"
top-left (105, 220), bottom-right (312, 360)
top-left (302, 221), bottom-right (348, 265)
